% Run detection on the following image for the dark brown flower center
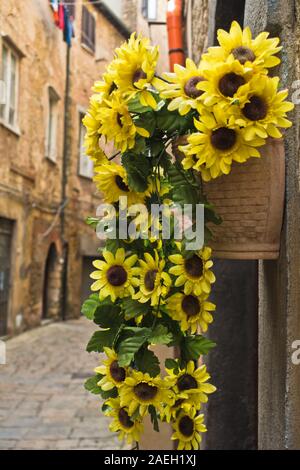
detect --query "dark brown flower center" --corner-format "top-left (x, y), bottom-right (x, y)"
top-left (218, 72), bottom-right (246, 97)
top-left (116, 113), bottom-right (123, 127)
top-left (242, 95), bottom-right (268, 121)
top-left (134, 382), bottom-right (158, 401)
top-left (133, 68), bottom-right (147, 87)
top-left (178, 415), bottom-right (194, 437)
top-left (184, 255), bottom-right (203, 278)
top-left (211, 127), bottom-right (237, 151)
top-left (144, 269), bottom-right (158, 291)
top-left (231, 46), bottom-right (256, 65)
top-left (118, 408), bottom-right (134, 429)
top-left (106, 265), bottom-right (127, 286)
top-left (174, 398), bottom-right (185, 408)
top-left (184, 76), bottom-right (204, 98)
top-left (109, 82), bottom-right (117, 94)
top-left (177, 373), bottom-right (198, 391)
top-left (181, 295), bottom-right (201, 317)
top-left (109, 360), bottom-right (126, 383)
top-left (115, 175), bottom-right (129, 192)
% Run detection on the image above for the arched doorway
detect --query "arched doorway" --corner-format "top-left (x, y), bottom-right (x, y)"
top-left (42, 243), bottom-right (61, 320)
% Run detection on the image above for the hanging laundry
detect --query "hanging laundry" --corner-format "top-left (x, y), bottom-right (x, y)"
top-left (50, 0), bottom-right (59, 25)
top-left (58, 2), bottom-right (65, 30)
top-left (49, 0), bottom-right (58, 11)
top-left (63, 7), bottom-right (73, 47)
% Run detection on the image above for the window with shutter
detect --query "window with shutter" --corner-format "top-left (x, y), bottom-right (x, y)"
top-left (0, 42), bottom-right (20, 131)
top-left (81, 6), bottom-right (96, 53)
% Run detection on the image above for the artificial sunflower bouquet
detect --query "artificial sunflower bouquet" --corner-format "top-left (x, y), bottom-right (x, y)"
top-left (82, 22), bottom-right (293, 450)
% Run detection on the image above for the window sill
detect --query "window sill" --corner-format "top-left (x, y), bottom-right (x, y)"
top-left (0, 119), bottom-right (21, 137)
top-left (81, 42), bottom-right (95, 56)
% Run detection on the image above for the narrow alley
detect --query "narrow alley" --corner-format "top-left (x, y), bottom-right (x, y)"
top-left (0, 319), bottom-right (126, 450)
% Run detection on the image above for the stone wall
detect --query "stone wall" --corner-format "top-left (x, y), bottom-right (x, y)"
top-left (244, 0), bottom-right (300, 450)
top-left (190, 0), bottom-right (210, 62)
top-left (0, 0), bottom-right (126, 334)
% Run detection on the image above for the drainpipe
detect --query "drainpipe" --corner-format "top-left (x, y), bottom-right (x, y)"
top-left (167, 0), bottom-right (185, 71)
top-left (60, 43), bottom-right (71, 321)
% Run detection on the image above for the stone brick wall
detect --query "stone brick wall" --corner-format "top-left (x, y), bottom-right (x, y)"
top-left (189, 0), bottom-right (210, 62)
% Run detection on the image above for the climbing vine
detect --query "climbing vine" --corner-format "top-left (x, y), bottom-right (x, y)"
top-left (82, 23), bottom-right (293, 449)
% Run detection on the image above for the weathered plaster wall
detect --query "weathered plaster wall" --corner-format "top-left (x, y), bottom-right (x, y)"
top-left (0, 0), bottom-right (125, 333)
top-left (244, 0), bottom-right (300, 450)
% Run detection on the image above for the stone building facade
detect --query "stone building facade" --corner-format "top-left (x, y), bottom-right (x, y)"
top-left (183, 0), bottom-right (300, 451)
top-left (0, 0), bottom-right (129, 336)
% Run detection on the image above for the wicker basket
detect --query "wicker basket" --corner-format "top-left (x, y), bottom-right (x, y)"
top-left (203, 138), bottom-right (285, 260)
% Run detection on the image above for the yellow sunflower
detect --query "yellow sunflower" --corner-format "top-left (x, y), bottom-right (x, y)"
top-left (166, 292), bottom-right (215, 333)
top-left (104, 397), bottom-right (144, 445)
top-left (97, 92), bottom-right (149, 153)
top-left (171, 408), bottom-right (207, 450)
top-left (179, 106), bottom-right (265, 181)
top-left (160, 395), bottom-right (195, 423)
top-left (90, 248), bottom-right (139, 302)
top-left (113, 33), bottom-right (159, 109)
top-left (157, 58), bottom-right (205, 115)
top-left (93, 162), bottom-right (146, 206)
top-left (133, 251), bottom-right (172, 306)
top-left (92, 66), bottom-right (118, 103)
top-left (94, 347), bottom-right (127, 390)
top-left (169, 246), bottom-right (215, 296)
top-left (234, 75), bottom-right (294, 140)
top-left (202, 20), bottom-right (281, 72)
top-left (83, 96), bottom-right (108, 163)
top-left (165, 361), bottom-right (216, 407)
top-left (119, 370), bottom-right (174, 417)
top-left (198, 56), bottom-right (252, 109)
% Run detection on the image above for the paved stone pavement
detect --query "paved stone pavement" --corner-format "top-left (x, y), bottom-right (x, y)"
top-left (0, 318), bottom-right (128, 450)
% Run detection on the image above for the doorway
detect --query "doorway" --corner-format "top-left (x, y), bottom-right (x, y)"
top-left (42, 243), bottom-right (61, 320)
top-left (0, 218), bottom-right (13, 336)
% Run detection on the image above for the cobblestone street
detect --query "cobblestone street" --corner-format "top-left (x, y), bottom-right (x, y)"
top-left (0, 318), bottom-right (126, 450)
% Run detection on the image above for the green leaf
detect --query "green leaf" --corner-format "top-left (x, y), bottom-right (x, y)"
top-left (84, 375), bottom-right (102, 395)
top-left (86, 328), bottom-right (120, 353)
top-left (165, 358), bottom-right (179, 373)
top-left (121, 298), bottom-right (150, 320)
top-left (122, 153), bottom-right (152, 192)
top-left (99, 387), bottom-right (118, 400)
top-left (168, 164), bottom-right (199, 206)
top-left (204, 226), bottom-right (213, 244)
top-left (105, 238), bottom-right (123, 254)
top-left (134, 111), bottom-right (156, 137)
top-left (131, 135), bottom-right (146, 155)
top-left (149, 405), bottom-right (160, 432)
top-left (159, 312), bottom-right (183, 346)
top-left (85, 216), bottom-right (99, 229)
top-left (128, 95), bottom-right (152, 114)
top-left (148, 324), bottom-right (173, 345)
top-left (156, 105), bottom-right (194, 134)
top-left (149, 139), bottom-right (165, 157)
top-left (182, 335), bottom-right (216, 361)
top-left (135, 348), bottom-right (160, 377)
top-left (84, 375), bottom-right (118, 399)
top-left (81, 294), bottom-right (100, 320)
top-left (117, 329), bottom-right (150, 367)
top-left (93, 299), bottom-right (122, 329)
